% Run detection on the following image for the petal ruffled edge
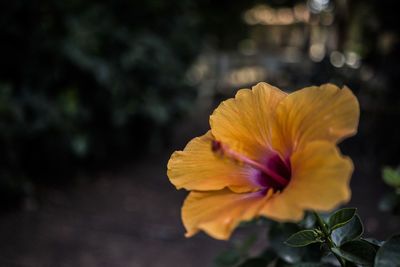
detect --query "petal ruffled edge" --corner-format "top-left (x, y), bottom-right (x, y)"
top-left (272, 84), bottom-right (359, 156)
top-left (210, 82), bottom-right (287, 160)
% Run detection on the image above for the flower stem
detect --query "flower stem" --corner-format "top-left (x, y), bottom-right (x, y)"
top-left (313, 210), bottom-right (346, 267)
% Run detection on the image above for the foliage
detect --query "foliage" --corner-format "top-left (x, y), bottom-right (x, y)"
top-left (215, 208), bottom-right (400, 267)
top-left (374, 234), bottom-right (400, 267)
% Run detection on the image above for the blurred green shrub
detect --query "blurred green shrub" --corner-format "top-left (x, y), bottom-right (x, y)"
top-left (0, 0), bottom-right (259, 206)
top-left (379, 166), bottom-right (400, 215)
top-left (0, 0), bottom-right (203, 205)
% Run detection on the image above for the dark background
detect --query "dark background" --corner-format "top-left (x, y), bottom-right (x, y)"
top-left (0, 0), bottom-right (399, 266)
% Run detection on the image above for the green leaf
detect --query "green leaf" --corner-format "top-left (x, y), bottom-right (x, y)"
top-left (374, 234), bottom-right (400, 267)
top-left (361, 237), bottom-right (383, 250)
top-left (328, 208), bottom-right (356, 230)
top-left (332, 240), bottom-right (376, 266)
top-left (300, 211), bottom-right (317, 229)
top-left (237, 258), bottom-right (268, 267)
top-left (269, 223), bottom-right (304, 263)
top-left (285, 230), bottom-right (320, 247)
top-left (331, 215), bottom-right (363, 246)
top-left (382, 167), bottom-right (400, 187)
top-left (302, 243), bottom-right (327, 262)
top-left (214, 249), bottom-right (240, 266)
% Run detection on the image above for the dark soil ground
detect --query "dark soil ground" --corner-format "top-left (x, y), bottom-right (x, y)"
top-left (0, 152), bottom-right (228, 267)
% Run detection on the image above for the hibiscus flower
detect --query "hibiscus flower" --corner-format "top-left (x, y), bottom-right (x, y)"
top-left (167, 82), bottom-right (359, 240)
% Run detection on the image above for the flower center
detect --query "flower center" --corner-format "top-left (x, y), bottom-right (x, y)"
top-left (212, 139), bottom-right (291, 191)
top-left (256, 154), bottom-right (291, 191)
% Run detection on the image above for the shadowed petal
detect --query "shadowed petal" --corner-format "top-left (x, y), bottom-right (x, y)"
top-left (182, 189), bottom-right (271, 240)
top-left (273, 84), bottom-right (359, 156)
top-left (167, 131), bottom-right (258, 192)
top-left (210, 82), bottom-right (287, 160)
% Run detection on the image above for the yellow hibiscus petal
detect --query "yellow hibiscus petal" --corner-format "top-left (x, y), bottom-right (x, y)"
top-left (167, 131), bottom-right (258, 192)
top-left (182, 189), bottom-right (271, 240)
top-left (273, 84), bottom-right (359, 156)
top-left (210, 82), bottom-right (287, 159)
top-left (286, 141), bottom-right (352, 212)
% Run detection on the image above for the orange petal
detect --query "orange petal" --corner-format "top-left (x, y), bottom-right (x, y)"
top-left (182, 189), bottom-right (271, 240)
top-left (210, 82), bottom-right (287, 160)
top-left (167, 131), bottom-right (258, 192)
top-left (273, 84), bottom-right (359, 156)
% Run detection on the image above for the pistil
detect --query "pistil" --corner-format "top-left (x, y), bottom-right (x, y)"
top-left (212, 140), bottom-right (289, 187)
